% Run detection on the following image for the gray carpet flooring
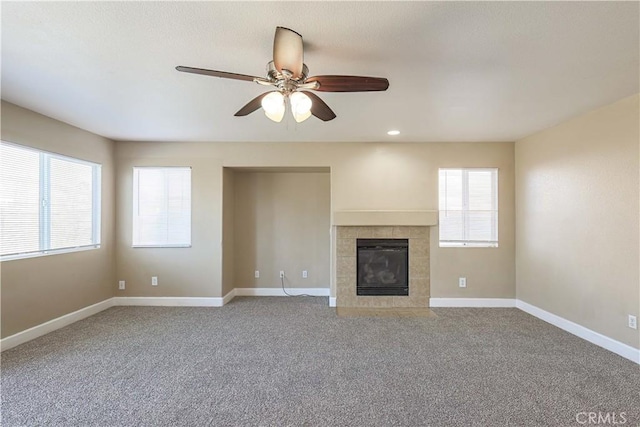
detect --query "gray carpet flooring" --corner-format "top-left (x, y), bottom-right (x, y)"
top-left (2, 297), bottom-right (638, 426)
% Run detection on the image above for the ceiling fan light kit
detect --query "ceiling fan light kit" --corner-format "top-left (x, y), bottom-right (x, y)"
top-left (261, 91), bottom-right (286, 122)
top-left (176, 26), bottom-right (389, 123)
top-left (289, 92), bottom-right (313, 123)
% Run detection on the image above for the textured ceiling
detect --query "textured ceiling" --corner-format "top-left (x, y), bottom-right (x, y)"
top-left (1, 1), bottom-right (638, 143)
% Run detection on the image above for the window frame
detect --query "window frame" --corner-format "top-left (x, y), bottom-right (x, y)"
top-left (0, 141), bottom-right (102, 261)
top-left (438, 167), bottom-right (499, 248)
top-left (132, 166), bottom-right (192, 248)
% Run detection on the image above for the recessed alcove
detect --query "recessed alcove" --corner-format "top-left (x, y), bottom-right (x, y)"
top-left (221, 167), bottom-right (331, 295)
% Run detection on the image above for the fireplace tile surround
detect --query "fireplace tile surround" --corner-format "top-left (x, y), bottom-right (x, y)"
top-left (336, 226), bottom-right (430, 308)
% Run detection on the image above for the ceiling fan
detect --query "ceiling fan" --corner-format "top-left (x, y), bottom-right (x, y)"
top-left (176, 27), bottom-right (389, 123)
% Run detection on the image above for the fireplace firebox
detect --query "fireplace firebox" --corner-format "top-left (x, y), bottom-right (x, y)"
top-left (356, 239), bottom-right (409, 296)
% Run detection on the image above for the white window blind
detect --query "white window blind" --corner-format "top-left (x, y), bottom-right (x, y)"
top-left (0, 141), bottom-right (101, 260)
top-left (438, 168), bottom-right (498, 247)
top-left (132, 167), bottom-right (191, 247)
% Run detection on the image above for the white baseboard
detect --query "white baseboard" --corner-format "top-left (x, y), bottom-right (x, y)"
top-left (1, 295), bottom-right (232, 352)
top-left (516, 300), bottom-right (639, 364)
top-left (222, 289), bottom-right (236, 305)
top-left (2, 288), bottom-right (330, 351)
top-left (112, 296), bottom-right (225, 307)
top-left (0, 298), bottom-right (115, 352)
top-left (234, 287), bottom-right (330, 297)
top-left (429, 298), bottom-right (516, 308)
top-left (5, 294), bottom-right (635, 364)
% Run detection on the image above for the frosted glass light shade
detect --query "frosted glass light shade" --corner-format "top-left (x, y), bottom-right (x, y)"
top-left (290, 91), bottom-right (312, 123)
top-left (261, 91), bottom-right (285, 122)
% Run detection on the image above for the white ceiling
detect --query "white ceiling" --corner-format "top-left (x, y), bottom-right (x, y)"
top-left (1, 1), bottom-right (638, 143)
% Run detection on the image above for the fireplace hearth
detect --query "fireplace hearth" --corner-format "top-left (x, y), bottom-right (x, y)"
top-left (357, 239), bottom-right (409, 296)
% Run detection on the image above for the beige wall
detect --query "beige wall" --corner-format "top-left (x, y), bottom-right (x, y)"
top-left (221, 168), bottom-right (235, 296)
top-left (232, 170), bottom-right (331, 289)
top-left (5, 94), bottom-right (636, 351)
top-left (116, 141), bottom-right (515, 299)
top-left (115, 156), bottom-right (222, 297)
top-left (0, 101), bottom-right (115, 338)
top-left (515, 94), bottom-right (640, 348)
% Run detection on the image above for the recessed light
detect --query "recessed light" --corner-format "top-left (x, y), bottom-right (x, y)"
top-left (387, 130), bottom-right (400, 136)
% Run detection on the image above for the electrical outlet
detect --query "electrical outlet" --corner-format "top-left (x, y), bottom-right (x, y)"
top-left (629, 315), bottom-right (637, 330)
top-left (459, 277), bottom-right (467, 288)
top-left (151, 276), bottom-right (158, 286)
top-left (254, 270), bottom-right (260, 279)
top-left (118, 280), bottom-right (125, 290)
top-left (302, 270), bottom-right (308, 279)
top-left (279, 271), bottom-right (285, 278)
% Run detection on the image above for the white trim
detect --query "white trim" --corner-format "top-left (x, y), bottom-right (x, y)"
top-left (112, 297), bottom-right (224, 307)
top-left (222, 289), bottom-right (236, 305)
top-left (429, 298), bottom-right (515, 308)
top-left (0, 245), bottom-right (101, 262)
top-left (234, 287), bottom-right (330, 297)
top-left (5, 294), bottom-right (634, 365)
top-left (0, 298), bottom-right (114, 352)
top-left (131, 244), bottom-right (192, 248)
top-left (0, 141), bottom-right (102, 262)
top-left (516, 300), bottom-right (639, 364)
top-left (439, 241), bottom-right (498, 248)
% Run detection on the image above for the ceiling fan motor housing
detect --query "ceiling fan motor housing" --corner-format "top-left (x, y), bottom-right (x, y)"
top-left (267, 61), bottom-right (309, 88)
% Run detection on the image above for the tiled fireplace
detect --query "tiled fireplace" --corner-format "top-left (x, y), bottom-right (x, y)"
top-left (334, 211), bottom-right (437, 308)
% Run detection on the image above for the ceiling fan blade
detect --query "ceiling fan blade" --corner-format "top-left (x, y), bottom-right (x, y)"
top-left (176, 66), bottom-right (261, 82)
top-left (234, 92), bottom-right (272, 116)
top-left (306, 75), bottom-right (389, 92)
top-left (301, 91), bottom-right (336, 122)
top-left (273, 27), bottom-right (304, 79)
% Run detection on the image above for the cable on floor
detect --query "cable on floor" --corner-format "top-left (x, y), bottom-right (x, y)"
top-left (281, 275), bottom-right (317, 297)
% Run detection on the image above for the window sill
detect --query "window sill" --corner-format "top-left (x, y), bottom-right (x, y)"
top-left (0, 245), bottom-right (101, 262)
top-left (439, 242), bottom-right (498, 248)
top-left (132, 245), bottom-right (192, 248)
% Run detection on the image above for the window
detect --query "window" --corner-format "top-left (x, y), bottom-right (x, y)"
top-left (132, 167), bottom-right (191, 247)
top-left (438, 168), bottom-right (498, 247)
top-left (0, 141), bottom-right (101, 260)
